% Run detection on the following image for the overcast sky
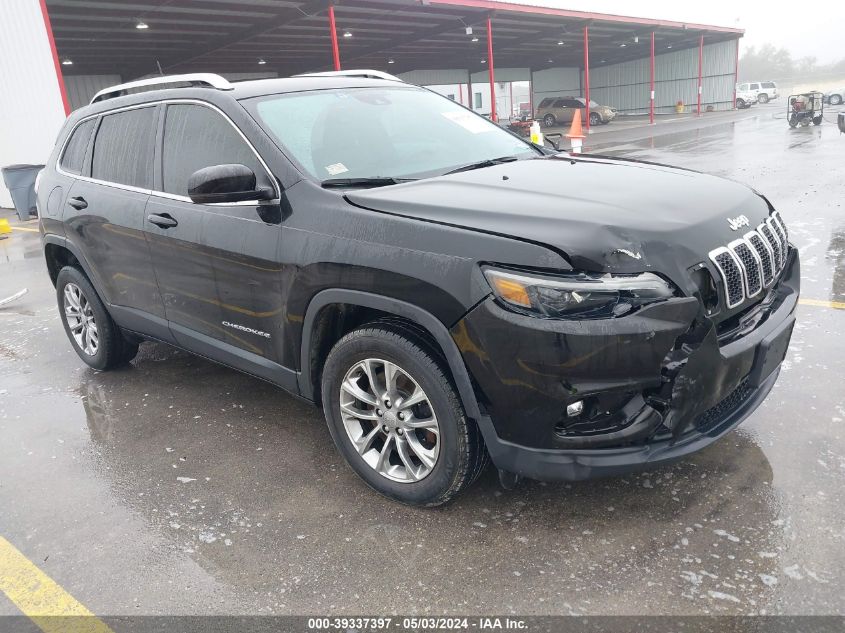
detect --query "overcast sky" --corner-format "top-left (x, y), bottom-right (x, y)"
top-left (493, 0), bottom-right (844, 63)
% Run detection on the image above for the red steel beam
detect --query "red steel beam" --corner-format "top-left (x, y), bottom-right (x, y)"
top-left (697, 34), bottom-right (704, 116)
top-left (38, 0), bottom-right (70, 116)
top-left (486, 17), bottom-right (497, 122)
top-left (328, 4), bottom-right (341, 71)
top-left (649, 31), bottom-right (655, 124)
top-left (583, 25), bottom-right (590, 132)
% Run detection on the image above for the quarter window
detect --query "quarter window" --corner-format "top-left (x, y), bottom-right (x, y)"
top-left (161, 104), bottom-right (270, 197)
top-left (91, 107), bottom-right (156, 189)
top-left (59, 119), bottom-right (96, 175)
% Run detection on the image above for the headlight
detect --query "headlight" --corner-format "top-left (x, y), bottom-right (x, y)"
top-left (483, 267), bottom-right (676, 319)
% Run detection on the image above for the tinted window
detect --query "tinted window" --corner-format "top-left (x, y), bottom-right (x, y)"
top-left (738, 83), bottom-right (749, 90)
top-left (750, 83), bottom-right (760, 89)
top-left (59, 119), bottom-right (95, 175)
top-left (553, 99), bottom-right (567, 108)
top-left (538, 98), bottom-right (555, 107)
top-left (91, 107), bottom-right (156, 188)
top-left (162, 104), bottom-right (270, 197)
top-left (761, 82), bottom-right (775, 89)
top-left (563, 99), bottom-right (582, 108)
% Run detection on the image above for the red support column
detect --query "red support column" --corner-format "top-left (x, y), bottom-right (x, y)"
top-left (697, 34), bottom-right (704, 116)
top-left (486, 17), bottom-right (497, 122)
top-left (649, 31), bottom-right (655, 124)
top-left (733, 38), bottom-right (739, 109)
top-left (38, 0), bottom-right (70, 116)
top-left (583, 25), bottom-right (590, 132)
top-left (328, 5), bottom-right (341, 71)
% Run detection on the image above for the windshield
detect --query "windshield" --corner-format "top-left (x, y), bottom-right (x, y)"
top-left (244, 86), bottom-right (538, 182)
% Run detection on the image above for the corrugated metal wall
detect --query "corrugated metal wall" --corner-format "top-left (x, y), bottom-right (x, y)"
top-left (588, 40), bottom-right (736, 114)
top-left (0, 0), bottom-right (68, 207)
top-left (532, 67), bottom-right (581, 101)
top-left (65, 75), bottom-right (122, 110)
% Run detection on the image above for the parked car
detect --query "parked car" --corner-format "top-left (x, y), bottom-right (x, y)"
top-left (737, 81), bottom-right (779, 104)
top-left (735, 86), bottom-right (758, 109)
top-left (536, 96), bottom-right (617, 127)
top-left (38, 71), bottom-right (798, 506)
top-left (824, 88), bottom-right (844, 106)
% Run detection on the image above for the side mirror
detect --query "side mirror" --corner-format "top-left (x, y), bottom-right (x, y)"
top-left (188, 163), bottom-right (274, 204)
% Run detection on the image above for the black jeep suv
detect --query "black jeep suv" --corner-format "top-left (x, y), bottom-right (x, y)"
top-left (38, 72), bottom-right (799, 506)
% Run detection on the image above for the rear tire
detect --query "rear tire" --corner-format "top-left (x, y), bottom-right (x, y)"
top-left (758, 93), bottom-right (769, 104)
top-left (56, 266), bottom-right (138, 370)
top-left (321, 323), bottom-right (487, 506)
top-left (789, 113), bottom-right (799, 128)
top-left (543, 114), bottom-right (556, 128)
top-left (589, 112), bottom-right (601, 126)
top-left (813, 115), bottom-right (823, 126)
top-left (830, 94), bottom-right (842, 106)
top-left (736, 98), bottom-right (746, 109)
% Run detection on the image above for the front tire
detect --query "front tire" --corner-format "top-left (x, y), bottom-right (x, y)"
top-left (321, 323), bottom-right (487, 506)
top-left (589, 112), bottom-right (601, 126)
top-left (542, 114), bottom-right (556, 128)
top-left (736, 98), bottom-right (746, 109)
top-left (56, 266), bottom-right (138, 370)
top-left (831, 94), bottom-right (843, 106)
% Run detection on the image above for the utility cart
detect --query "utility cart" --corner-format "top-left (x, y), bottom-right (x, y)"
top-left (787, 91), bottom-right (824, 128)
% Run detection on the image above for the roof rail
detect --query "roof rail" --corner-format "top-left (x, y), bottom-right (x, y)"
top-left (294, 69), bottom-right (403, 82)
top-left (90, 73), bottom-right (233, 104)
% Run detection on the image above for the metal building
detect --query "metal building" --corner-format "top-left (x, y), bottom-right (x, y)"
top-left (1, 0), bottom-right (743, 204)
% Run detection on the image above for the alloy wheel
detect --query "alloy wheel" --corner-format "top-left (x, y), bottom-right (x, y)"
top-left (339, 358), bottom-right (440, 483)
top-left (63, 282), bottom-right (98, 356)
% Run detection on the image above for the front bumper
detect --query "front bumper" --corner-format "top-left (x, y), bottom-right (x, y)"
top-left (452, 249), bottom-right (799, 481)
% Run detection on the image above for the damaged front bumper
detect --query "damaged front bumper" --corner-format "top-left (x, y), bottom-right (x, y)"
top-left (452, 249), bottom-right (799, 481)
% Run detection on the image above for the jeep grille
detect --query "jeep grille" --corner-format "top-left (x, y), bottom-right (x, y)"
top-left (708, 211), bottom-right (789, 309)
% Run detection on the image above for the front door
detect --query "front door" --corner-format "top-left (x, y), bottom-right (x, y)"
top-left (144, 102), bottom-right (289, 383)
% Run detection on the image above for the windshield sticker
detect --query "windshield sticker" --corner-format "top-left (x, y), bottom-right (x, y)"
top-left (441, 110), bottom-right (493, 134)
top-left (325, 162), bottom-right (349, 176)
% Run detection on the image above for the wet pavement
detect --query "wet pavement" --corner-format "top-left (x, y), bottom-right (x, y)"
top-left (1, 103), bottom-right (844, 617)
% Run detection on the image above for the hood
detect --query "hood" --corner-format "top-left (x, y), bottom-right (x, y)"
top-left (345, 155), bottom-right (771, 285)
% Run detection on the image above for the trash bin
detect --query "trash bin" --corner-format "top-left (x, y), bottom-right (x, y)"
top-left (2, 164), bottom-right (44, 221)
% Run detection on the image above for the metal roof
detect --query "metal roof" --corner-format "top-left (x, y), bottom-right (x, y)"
top-left (47, 0), bottom-right (743, 80)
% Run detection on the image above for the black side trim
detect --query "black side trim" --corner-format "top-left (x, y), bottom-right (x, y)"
top-left (107, 304), bottom-right (175, 345)
top-left (169, 321), bottom-right (298, 392)
top-left (298, 289), bottom-right (484, 423)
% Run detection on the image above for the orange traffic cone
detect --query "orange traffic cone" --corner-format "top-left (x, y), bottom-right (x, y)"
top-left (565, 109), bottom-right (586, 153)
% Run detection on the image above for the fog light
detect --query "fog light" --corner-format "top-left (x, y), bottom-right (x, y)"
top-left (566, 400), bottom-right (584, 417)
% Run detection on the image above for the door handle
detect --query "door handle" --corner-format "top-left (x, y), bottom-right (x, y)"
top-left (67, 196), bottom-right (87, 210)
top-left (147, 213), bottom-right (178, 229)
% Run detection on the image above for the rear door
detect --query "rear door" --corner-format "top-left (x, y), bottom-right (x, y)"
top-left (63, 105), bottom-right (169, 338)
top-left (144, 101), bottom-right (286, 377)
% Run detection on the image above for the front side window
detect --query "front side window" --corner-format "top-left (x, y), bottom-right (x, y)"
top-left (738, 83), bottom-right (749, 91)
top-left (750, 83), bottom-right (760, 90)
top-left (246, 86), bottom-right (538, 182)
top-left (161, 104), bottom-right (271, 197)
top-left (60, 118), bottom-right (96, 175)
top-left (91, 107), bottom-right (156, 189)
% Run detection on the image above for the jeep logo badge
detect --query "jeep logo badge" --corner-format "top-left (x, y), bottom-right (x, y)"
top-left (727, 214), bottom-right (750, 231)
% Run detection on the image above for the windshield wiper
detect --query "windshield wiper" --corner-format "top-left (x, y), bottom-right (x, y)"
top-left (321, 177), bottom-right (415, 189)
top-left (443, 155), bottom-right (521, 176)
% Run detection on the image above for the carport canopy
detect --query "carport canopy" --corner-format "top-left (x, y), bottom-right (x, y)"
top-left (47, 0), bottom-right (741, 80)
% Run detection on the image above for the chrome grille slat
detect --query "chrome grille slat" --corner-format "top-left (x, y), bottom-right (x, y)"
top-left (729, 239), bottom-right (762, 297)
top-left (709, 215), bottom-right (790, 310)
top-left (746, 231), bottom-right (775, 286)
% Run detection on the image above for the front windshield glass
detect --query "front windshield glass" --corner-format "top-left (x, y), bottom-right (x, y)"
top-left (245, 86), bottom-right (538, 182)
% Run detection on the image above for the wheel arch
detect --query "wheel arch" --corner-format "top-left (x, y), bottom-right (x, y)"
top-left (298, 289), bottom-right (484, 423)
top-left (43, 235), bottom-right (97, 288)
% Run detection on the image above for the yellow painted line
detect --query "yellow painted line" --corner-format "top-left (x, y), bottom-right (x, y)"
top-left (10, 226), bottom-right (39, 233)
top-left (0, 535), bottom-right (114, 633)
top-left (799, 298), bottom-right (845, 310)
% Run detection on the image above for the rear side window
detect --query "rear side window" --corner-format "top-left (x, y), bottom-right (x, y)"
top-left (91, 107), bottom-right (156, 189)
top-left (761, 82), bottom-right (775, 89)
top-left (59, 119), bottom-right (96, 175)
top-left (161, 104), bottom-right (270, 197)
